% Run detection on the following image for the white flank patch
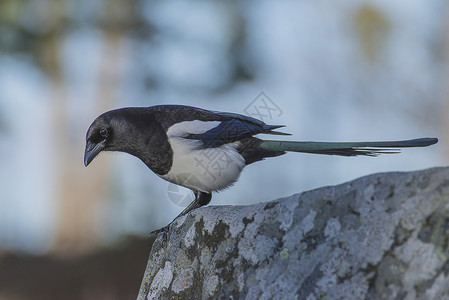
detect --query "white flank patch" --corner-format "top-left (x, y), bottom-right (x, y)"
top-left (161, 121), bottom-right (246, 192)
top-left (166, 120), bottom-right (221, 137)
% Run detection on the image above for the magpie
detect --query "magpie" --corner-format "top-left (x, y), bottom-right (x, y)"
top-left (84, 105), bottom-right (438, 227)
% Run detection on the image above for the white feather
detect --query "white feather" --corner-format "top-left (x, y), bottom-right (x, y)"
top-left (161, 121), bottom-right (245, 192)
top-left (167, 120), bottom-right (221, 137)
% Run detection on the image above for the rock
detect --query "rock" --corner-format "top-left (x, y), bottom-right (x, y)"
top-left (137, 167), bottom-right (449, 300)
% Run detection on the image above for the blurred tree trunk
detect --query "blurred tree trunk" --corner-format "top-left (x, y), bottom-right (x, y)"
top-left (49, 1), bottom-right (129, 253)
top-left (34, 0), bottom-right (99, 253)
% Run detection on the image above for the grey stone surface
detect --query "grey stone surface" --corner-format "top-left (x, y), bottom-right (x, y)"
top-left (138, 167), bottom-right (449, 300)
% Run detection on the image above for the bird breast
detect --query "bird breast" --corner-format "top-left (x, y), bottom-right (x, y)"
top-left (160, 120), bottom-right (246, 192)
top-left (160, 137), bottom-right (245, 192)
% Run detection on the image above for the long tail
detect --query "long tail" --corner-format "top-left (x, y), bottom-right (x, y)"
top-left (259, 138), bottom-right (438, 157)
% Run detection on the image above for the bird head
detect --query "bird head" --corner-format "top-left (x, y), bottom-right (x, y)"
top-left (84, 109), bottom-right (134, 166)
top-left (84, 113), bottom-right (114, 167)
top-left (84, 108), bottom-right (159, 167)
top-left (84, 107), bottom-right (172, 174)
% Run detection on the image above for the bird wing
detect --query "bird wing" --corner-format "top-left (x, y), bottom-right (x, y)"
top-left (154, 105), bottom-right (289, 148)
top-left (186, 112), bottom-right (289, 148)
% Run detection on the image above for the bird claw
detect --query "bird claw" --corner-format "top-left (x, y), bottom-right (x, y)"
top-left (149, 225), bottom-right (170, 242)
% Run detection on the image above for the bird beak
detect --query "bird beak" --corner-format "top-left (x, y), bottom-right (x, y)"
top-left (84, 140), bottom-right (105, 167)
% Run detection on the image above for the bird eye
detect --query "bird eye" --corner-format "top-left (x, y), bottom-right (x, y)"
top-left (100, 128), bottom-right (108, 138)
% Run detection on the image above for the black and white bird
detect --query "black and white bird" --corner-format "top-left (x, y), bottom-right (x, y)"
top-left (84, 105), bottom-right (437, 227)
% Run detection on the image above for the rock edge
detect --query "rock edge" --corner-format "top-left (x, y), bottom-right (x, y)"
top-left (138, 167), bottom-right (449, 300)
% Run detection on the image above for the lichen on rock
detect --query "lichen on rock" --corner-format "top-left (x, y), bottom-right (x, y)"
top-left (138, 167), bottom-right (449, 300)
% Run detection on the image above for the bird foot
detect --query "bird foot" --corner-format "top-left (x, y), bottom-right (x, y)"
top-left (149, 225), bottom-right (170, 242)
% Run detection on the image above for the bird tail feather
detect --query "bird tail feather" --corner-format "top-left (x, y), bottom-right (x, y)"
top-left (259, 138), bottom-right (438, 157)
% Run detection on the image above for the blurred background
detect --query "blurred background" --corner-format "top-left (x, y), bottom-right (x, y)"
top-left (0, 0), bottom-right (447, 299)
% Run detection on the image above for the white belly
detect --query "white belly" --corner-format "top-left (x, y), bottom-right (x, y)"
top-left (160, 137), bottom-right (245, 192)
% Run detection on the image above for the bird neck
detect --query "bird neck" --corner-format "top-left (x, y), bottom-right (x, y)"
top-left (120, 116), bottom-right (173, 175)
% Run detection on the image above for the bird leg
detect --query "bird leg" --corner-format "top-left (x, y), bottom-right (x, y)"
top-left (178, 191), bottom-right (212, 217)
top-left (149, 191), bottom-right (212, 239)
